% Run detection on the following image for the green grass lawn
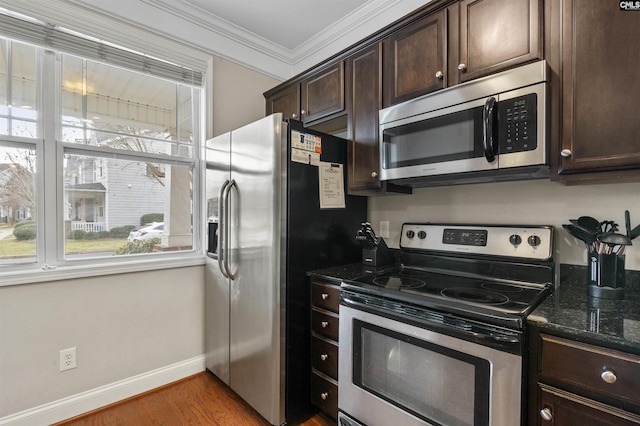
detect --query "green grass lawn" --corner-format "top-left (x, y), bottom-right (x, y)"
top-left (0, 234), bottom-right (128, 257)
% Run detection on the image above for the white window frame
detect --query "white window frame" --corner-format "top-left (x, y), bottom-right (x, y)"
top-left (0, 25), bottom-right (207, 287)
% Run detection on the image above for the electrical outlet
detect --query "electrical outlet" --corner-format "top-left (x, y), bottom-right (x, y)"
top-left (59, 347), bottom-right (77, 372)
top-left (379, 221), bottom-right (390, 239)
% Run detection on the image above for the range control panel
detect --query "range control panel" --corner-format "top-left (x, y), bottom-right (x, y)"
top-left (400, 223), bottom-right (553, 260)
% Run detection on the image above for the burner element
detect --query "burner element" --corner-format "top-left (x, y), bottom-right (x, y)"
top-left (481, 282), bottom-right (525, 293)
top-left (440, 287), bottom-right (509, 305)
top-left (372, 275), bottom-right (425, 290)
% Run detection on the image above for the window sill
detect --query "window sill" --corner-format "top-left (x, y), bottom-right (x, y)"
top-left (0, 254), bottom-right (206, 287)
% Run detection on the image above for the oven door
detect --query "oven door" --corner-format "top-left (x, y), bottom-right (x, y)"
top-left (338, 304), bottom-right (522, 426)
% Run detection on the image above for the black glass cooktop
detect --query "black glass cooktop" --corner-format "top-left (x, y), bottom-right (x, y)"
top-left (346, 266), bottom-right (551, 318)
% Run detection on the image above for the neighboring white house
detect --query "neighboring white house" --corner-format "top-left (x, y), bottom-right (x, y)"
top-left (64, 155), bottom-right (165, 233)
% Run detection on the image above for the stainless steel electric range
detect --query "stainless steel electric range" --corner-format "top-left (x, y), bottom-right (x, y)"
top-left (338, 223), bottom-right (554, 426)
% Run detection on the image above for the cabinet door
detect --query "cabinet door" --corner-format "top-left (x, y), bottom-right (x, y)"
top-left (300, 62), bottom-right (345, 124)
top-left (346, 43), bottom-right (382, 192)
top-left (558, 0), bottom-right (640, 174)
top-left (265, 84), bottom-right (300, 120)
top-left (457, 0), bottom-right (541, 83)
top-left (537, 385), bottom-right (640, 426)
top-left (382, 11), bottom-right (446, 107)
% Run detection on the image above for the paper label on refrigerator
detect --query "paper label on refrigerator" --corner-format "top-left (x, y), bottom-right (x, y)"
top-left (291, 130), bottom-right (322, 154)
top-left (309, 152), bottom-right (321, 166)
top-left (319, 161), bottom-right (345, 209)
top-left (291, 147), bottom-right (311, 164)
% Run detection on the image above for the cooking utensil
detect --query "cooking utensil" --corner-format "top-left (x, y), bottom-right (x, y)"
top-left (563, 224), bottom-right (597, 246)
top-left (625, 210), bottom-right (632, 238)
top-left (598, 232), bottom-right (631, 255)
top-left (576, 216), bottom-right (601, 234)
top-left (630, 224), bottom-right (640, 240)
top-left (599, 220), bottom-right (619, 234)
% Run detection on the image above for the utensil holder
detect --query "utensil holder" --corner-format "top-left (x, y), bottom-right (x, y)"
top-left (362, 238), bottom-right (393, 266)
top-left (587, 252), bottom-right (625, 299)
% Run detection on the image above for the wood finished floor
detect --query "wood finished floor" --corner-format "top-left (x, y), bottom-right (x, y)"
top-left (54, 372), bottom-right (335, 426)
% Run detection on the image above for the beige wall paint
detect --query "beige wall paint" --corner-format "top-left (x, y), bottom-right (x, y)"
top-left (0, 266), bottom-right (203, 417)
top-left (368, 180), bottom-right (640, 271)
top-left (211, 56), bottom-right (281, 137)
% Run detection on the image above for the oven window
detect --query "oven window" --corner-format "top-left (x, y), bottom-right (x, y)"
top-left (353, 320), bottom-right (489, 426)
top-left (382, 106), bottom-right (484, 169)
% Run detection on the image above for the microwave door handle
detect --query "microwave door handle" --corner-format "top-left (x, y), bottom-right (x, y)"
top-left (483, 96), bottom-right (498, 162)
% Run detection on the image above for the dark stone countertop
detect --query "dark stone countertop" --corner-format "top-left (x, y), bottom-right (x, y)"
top-left (307, 262), bottom-right (396, 284)
top-left (528, 264), bottom-right (640, 356)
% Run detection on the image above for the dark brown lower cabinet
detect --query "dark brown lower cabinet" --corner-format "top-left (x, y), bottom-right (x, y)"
top-left (310, 279), bottom-right (340, 420)
top-left (538, 385), bottom-right (640, 425)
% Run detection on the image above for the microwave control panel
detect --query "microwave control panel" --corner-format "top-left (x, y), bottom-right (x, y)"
top-left (499, 93), bottom-right (537, 154)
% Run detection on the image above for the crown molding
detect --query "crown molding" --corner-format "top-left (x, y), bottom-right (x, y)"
top-left (0, 0), bottom-right (431, 80)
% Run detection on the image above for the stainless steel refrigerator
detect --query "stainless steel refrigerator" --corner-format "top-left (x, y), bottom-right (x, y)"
top-left (204, 113), bottom-right (366, 425)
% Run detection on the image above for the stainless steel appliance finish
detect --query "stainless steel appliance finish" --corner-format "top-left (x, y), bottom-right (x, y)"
top-left (379, 61), bottom-right (549, 187)
top-left (338, 224), bottom-right (554, 426)
top-left (205, 114), bottom-right (366, 425)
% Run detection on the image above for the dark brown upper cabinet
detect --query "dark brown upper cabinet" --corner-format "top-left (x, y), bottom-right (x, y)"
top-left (554, 0), bottom-right (640, 178)
top-left (382, 10), bottom-right (446, 107)
top-left (300, 62), bottom-right (345, 124)
top-left (265, 83), bottom-right (300, 120)
top-left (382, 0), bottom-right (541, 108)
top-left (455, 0), bottom-right (541, 84)
top-left (346, 43), bottom-right (383, 192)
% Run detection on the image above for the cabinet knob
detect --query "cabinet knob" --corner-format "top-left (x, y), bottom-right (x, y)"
top-left (458, 63), bottom-right (467, 71)
top-left (321, 321), bottom-right (329, 328)
top-left (539, 408), bottom-right (553, 421)
top-left (292, 113), bottom-right (298, 119)
top-left (320, 353), bottom-right (329, 361)
top-left (371, 171), bottom-right (378, 178)
top-left (321, 293), bottom-right (329, 300)
top-left (301, 109), bottom-right (307, 115)
top-left (601, 369), bottom-right (617, 384)
top-left (560, 149), bottom-right (572, 158)
top-left (435, 70), bottom-right (443, 79)
top-left (320, 392), bottom-right (329, 400)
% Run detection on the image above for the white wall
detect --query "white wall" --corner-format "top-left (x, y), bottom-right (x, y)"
top-left (368, 179), bottom-right (640, 271)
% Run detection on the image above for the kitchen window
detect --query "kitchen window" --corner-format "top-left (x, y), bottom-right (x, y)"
top-left (0, 13), bottom-right (203, 279)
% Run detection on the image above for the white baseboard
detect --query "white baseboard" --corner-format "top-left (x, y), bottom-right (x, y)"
top-left (0, 355), bottom-right (206, 426)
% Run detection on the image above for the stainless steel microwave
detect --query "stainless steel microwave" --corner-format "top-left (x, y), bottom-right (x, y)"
top-left (379, 60), bottom-right (549, 187)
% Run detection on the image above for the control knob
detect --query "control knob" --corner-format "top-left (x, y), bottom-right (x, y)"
top-left (406, 230), bottom-right (415, 239)
top-left (528, 235), bottom-right (541, 247)
top-left (509, 234), bottom-right (522, 246)
top-left (418, 231), bottom-right (427, 239)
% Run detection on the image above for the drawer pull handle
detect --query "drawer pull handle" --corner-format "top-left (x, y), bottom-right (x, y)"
top-left (321, 321), bottom-right (329, 328)
top-left (601, 369), bottom-right (617, 384)
top-left (539, 408), bottom-right (552, 421)
top-left (321, 293), bottom-right (329, 300)
top-left (320, 392), bottom-right (329, 400)
top-left (320, 353), bottom-right (329, 361)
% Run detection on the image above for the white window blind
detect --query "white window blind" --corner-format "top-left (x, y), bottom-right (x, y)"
top-left (0, 12), bottom-right (203, 86)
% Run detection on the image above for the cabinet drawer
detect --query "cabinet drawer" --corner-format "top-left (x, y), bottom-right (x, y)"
top-left (311, 308), bottom-right (339, 341)
top-left (539, 334), bottom-right (640, 410)
top-left (312, 336), bottom-right (338, 380)
top-left (311, 281), bottom-right (340, 313)
top-left (538, 384), bottom-right (640, 425)
top-left (311, 373), bottom-right (338, 419)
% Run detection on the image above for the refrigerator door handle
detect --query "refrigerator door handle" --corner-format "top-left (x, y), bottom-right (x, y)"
top-left (218, 179), bottom-right (230, 278)
top-left (223, 179), bottom-right (237, 280)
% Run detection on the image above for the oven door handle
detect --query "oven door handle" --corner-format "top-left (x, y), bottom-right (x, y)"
top-left (341, 295), bottom-right (521, 349)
